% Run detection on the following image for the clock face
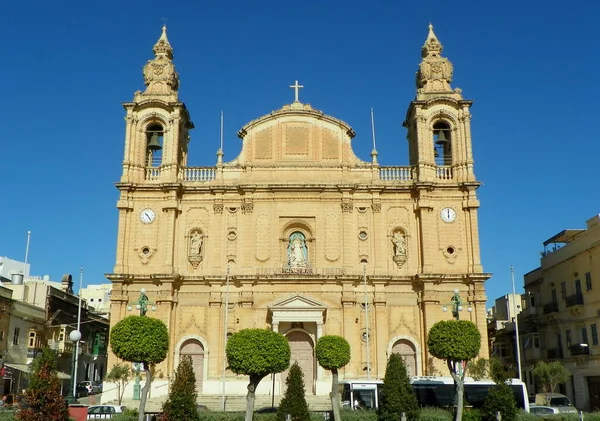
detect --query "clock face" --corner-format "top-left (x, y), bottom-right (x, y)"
top-left (139, 208), bottom-right (156, 224)
top-left (440, 207), bottom-right (456, 223)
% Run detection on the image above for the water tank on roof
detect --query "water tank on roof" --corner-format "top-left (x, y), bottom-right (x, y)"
top-left (43, 275), bottom-right (51, 282)
top-left (11, 273), bottom-right (24, 285)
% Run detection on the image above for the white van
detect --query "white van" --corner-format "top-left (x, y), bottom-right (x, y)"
top-left (534, 393), bottom-right (577, 413)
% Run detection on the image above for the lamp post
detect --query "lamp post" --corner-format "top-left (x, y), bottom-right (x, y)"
top-left (126, 288), bottom-right (156, 400)
top-left (442, 289), bottom-right (473, 320)
top-left (66, 329), bottom-right (82, 404)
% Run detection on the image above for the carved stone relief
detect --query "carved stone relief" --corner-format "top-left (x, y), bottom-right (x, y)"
top-left (391, 228), bottom-right (407, 268)
top-left (188, 229), bottom-right (204, 268)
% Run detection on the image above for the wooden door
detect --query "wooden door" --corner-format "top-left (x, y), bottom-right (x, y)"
top-left (392, 339), bottom-right (417, 377)
top-left (284, 331), bottom-right (314, 394)
top-left (180, 340), bottom-right (204, 393)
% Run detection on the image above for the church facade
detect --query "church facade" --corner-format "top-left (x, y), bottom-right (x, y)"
top-left (106, 25), bottom-right (489, 397)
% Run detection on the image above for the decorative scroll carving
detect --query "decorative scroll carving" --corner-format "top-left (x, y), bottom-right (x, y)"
top-left (341, 201), bottom-right (353, 213)
top-left (372, 202), bottom-right (381, 213)
top-left (242, 199), bottom-right (254, 214)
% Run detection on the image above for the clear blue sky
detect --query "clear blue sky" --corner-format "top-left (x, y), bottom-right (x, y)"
top-left (3, 0), bottom-right (599, 306)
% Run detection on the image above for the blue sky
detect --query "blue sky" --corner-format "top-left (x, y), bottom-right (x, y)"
top-left (2, 0), bottom-right (599, 306)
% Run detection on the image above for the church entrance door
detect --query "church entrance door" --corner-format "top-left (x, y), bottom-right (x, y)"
top-left (392, 339), bottom-right (417, 377)
top-left (284, 331), bottom-right (314, 394)
top-left (180, 339), bottom-right (204, 392)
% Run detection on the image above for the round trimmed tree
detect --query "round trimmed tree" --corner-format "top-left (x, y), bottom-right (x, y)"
top-left (427, 320), bottom-right (481, 421)
top-left (226, 328), bottom-right (291, 421)
top-left (110, 315), bottom-right (169, 421)
top-left (315, 335), bottom-right (351, 421)
top-left (378, 353), bottom-right (419, 421)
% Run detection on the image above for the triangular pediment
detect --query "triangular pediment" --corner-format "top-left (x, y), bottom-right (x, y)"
top-left (269, 294), bottom-right (327, 310)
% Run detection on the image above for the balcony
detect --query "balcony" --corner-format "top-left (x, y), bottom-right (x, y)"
top-left (523, 347), bottom-right (542, 361)
top-left (566, 294), bottom-right (584, 308)
top-left (520, 305), bottom-right (537, 319)
top-left (543, 302), bottom-right (559, 314)
top-left (547, 348), bottom-right (564, 359)
top-left (570, 343), bottom-right (590, 357)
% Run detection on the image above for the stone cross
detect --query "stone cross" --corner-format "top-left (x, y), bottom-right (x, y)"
top-left (289, 80), bottom-right (304, 102)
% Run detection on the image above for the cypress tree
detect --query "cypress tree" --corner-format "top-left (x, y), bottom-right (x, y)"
top-left (378, 353), bottom-right (419, 421)
top-left (277, 361), bottom-right (310, 421)
top-left (161, 355), bottom-right (199, 421)
top-left (16, 348), bottom-right (70, 421)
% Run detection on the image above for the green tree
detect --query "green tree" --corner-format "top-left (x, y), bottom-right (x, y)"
top-left (466, 358), bottom-right (488, 381)
top-left (533, 361), bottom-right (570, 394)
top-left (226, 328), bottom-right (290, 421)
top-left (277, 361), bottom-right (310, 421)
top-left (16, 348), bottom-right (69, 421)
top-left (427, 320), bottom-right (481, 421)
top-left (110, 315), bottom-right (169, 421)
top-left (378, 353), bottom-right (419, 421)
top-left (481, 383), bottom-right (517, 421)
top-left (315, 335), bottom-right (350, 421)
top-left (162, 355), bottom-right (198, 421)
top-left (488, 357), bottom-right (508, 384)
top-left (105, 363), bottom-right (132, 405)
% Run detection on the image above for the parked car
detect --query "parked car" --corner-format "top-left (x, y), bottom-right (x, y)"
top-left (530, 405), bottom-right (561, 416)
top-left (75, 383), bottom-right (89, 398)
top-left (87, 405), bottom-right (126, 419)
top-left (78, 381), bottom-right (94, 395)
top-left (91, 380), bottom-right (103, 394)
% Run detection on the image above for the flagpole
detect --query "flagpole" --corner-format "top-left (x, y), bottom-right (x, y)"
top-left (72, 266), bottom-right (84, 397)
top-left (511, 265), bottom-right (523, 380)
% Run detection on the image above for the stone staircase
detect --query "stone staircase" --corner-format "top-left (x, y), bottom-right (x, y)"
top-left (115, 394), bottom-right (333, 413)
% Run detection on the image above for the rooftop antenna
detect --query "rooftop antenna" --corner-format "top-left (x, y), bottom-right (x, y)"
top-left (370, 108), bottom-right (378, 164)
top-left (217, 111), bottom-right (224, 165)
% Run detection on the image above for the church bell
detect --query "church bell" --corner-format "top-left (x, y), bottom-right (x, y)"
top-left (147, 132), bottom-right (162, 151)
top-left (435, 130), bottom-right (448, 147)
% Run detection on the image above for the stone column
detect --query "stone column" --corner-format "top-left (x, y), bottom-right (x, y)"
top-left (316, 321), bottom-right (323, 380)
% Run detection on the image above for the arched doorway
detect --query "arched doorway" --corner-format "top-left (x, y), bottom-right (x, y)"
top-left (392, 339), bottom-right (417, 377)
top-left (180, 339), bottom-right (204, 392)
top-left (284, 331), bottom-right (315, 394)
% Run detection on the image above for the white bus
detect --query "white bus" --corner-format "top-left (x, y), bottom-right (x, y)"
top-left (339, 377), bottom-right (529, 412)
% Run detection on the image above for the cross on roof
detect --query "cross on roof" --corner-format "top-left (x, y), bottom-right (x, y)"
top-left (289, 80), bottom-right (304, 102)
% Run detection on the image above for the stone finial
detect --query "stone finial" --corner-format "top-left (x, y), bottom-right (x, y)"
top-left (416, 24), bottom-right (456, 96)
top-left (141, 25), bottom-right (180, 95)
top-left (422, 23), bottom-right (443, 58)
top-left (153, 25), bottom-right (174, 59)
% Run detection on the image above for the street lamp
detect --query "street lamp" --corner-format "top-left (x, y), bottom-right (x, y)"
top-left (442, 289), bottom-right (473, 320)
top-left (126, 288), bottom-right (157, 316)
top-left (126, 289), bottom-right (157, 400)
top-left (66, 329), bottom-right (81, 404)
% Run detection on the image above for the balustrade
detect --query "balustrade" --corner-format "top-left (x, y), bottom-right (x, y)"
top-left (180, 167), bottom-right (216, 182)
top-left (435, 166), bottom-right (453, 180)
top-left (379, 166), bottom-right (414, 181)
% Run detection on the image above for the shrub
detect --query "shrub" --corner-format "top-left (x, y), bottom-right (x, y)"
top-left (111, 410), bottom-right (139, 421)
top-left (16, 348), bottom-right (69, 421)
top-left (339, 409), bottom-right (378, 421)
top-left (162, 355), bottom-right (199, 421)
top-left (481, 383), bottom-right (517, 421)
top-left (277, 361), bottom-right (310, 421)
top-left (462, 408), bottom-right (481, 421)
top-left (378, 353), bottom-right (419, 421)
top-left (415, 408), bottom-right (452, 421)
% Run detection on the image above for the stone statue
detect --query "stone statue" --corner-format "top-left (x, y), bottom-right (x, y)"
top-left (392, 232), bottom-right (406, 256)
top-left (190, 232), bottom-right (203, 256)
top-left (287, 232), bottom-right (308, 268)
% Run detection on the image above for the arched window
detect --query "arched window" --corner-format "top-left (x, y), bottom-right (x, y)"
top-left (146, 123), bottom-right (164, 167)
top-left (287, 231), bottom-right (308, 268)
top-left (433, 121), bottom-right (451, 166)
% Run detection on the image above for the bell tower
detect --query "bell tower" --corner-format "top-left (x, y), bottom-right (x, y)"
top-left (404, 24), bottom-right (476, 184)
top-left (120, 26), bottom-right (194, 184)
